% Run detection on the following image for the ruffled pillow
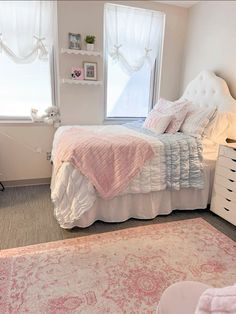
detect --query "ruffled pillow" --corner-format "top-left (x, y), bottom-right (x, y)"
top-left (180, 106), bottom-right (216, 136)
top-left (143, 109), bottom-right (173, 134)
top-left (154, 98), bottom-right (190, 133)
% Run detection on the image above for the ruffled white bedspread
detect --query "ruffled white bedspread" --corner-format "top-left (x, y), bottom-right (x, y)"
top-left (51, 125), bottom-right (204, 228)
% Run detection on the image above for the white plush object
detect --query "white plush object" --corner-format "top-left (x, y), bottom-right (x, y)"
top-left (31, 106), bottom-right (60, 127)
top-left (143, 110), bottom-right (173, 134)
top-left (180, 106), bottom-right (216, 136)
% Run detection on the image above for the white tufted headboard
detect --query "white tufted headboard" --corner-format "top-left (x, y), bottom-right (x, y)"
top-left (181, 70), bottom-right (236, 113)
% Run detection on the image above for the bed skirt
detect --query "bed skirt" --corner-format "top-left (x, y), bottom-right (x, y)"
top-left (56, 159), bottom-right (215, 228)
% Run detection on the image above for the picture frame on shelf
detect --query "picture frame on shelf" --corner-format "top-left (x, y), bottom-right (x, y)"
top-left (68, 33), bottom-right (81, 50)
top-left (83, 62), bottom-right (97, 80)
top-left (71, 67), bottom-right (84, 80)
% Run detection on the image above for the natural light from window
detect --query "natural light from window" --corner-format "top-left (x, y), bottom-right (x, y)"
top-left (104, 3), bottom-right (164, 119)
top-left (0, 55), bottom-right (52, 118)
top-left (107, 56), bottom-right (152, 118)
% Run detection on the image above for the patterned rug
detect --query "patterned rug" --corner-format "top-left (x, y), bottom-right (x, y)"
top-left (0, 218), bottom-right (235, 313)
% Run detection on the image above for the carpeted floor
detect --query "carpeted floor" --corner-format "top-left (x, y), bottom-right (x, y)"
top-left (0, 218), bottom-right (235, 313)
top-left (0, 185), bottom-right (235, 251)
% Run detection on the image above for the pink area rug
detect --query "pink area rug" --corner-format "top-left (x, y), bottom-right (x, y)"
top-left (0, 218), bottom-right (236, 313)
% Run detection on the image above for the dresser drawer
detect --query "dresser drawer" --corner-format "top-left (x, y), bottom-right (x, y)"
top-left (214, 174), bottom-right (236, 191)
top-left (217, 156), bottom-right (236, 171)
top-left (211, 195), bottom-right (236, 226)
top-left (214, 183), bottom-right (236, 202)
top-left (215, 165), bottom-right (236, 181)
top-left (219, 145), bottom-right (236, 159)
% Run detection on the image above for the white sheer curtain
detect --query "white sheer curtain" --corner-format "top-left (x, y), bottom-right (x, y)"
top-left (105, 3), bottom-right (164, 76)
top-left (0, 1), bottom-right (53, 63)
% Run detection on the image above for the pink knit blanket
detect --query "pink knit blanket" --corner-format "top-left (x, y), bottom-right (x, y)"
top-left (54, 128), bottom-right (154, 199)
top-left (195, 284), bottom-right (236, 314)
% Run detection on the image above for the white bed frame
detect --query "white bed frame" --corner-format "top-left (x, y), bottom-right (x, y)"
top-left (53, 70), bottom-right (236, 228)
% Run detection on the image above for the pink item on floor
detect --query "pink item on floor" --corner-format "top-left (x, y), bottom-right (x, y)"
top-left (54, 128), bottom-right (154, 199)
top-left (195, 284), bottom-right (236, 314)
top-left (157, 281), bottom-right (210, 314)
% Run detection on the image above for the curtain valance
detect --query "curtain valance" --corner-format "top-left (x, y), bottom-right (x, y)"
top-left (0, 1), bottom-right (53, 63)
top-left (105, 3), bottom-right (164, 75)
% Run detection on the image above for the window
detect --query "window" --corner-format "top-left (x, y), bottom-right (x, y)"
top-left (104, 4), bottom-right (165, 120)
top-left (0, 1), bottom-right (54, 119)
top-left (0, 53), bottom-right (52, 119)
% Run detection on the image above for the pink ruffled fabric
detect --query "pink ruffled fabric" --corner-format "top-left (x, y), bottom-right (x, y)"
top-left (195, 284), bottom-right (236, 314)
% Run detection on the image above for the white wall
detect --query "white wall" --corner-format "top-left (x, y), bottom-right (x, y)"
top-left (0, 1), bottom-right (188, 183)
top-left (181, 1), bottom-right (236, 98)
top-left (0, 124), bottom-right (54, 183)
top-left (58, 1), bottom-right (189, 124)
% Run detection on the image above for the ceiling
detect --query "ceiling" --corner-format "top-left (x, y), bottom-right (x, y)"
top-left (155, 1), bottom-right (199, 8)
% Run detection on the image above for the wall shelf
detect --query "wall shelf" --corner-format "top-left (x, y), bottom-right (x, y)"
top-left (61, 48), bottom-right (102, 57)
top-left (61, 78), bottom-right (103, 86)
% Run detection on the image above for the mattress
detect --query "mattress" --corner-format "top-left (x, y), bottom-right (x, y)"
top-left (51, 125), bottom-right (217, 228)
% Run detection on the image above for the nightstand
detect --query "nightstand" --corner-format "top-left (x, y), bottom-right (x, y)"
top-left (210, 143), bottom-right (236, 226)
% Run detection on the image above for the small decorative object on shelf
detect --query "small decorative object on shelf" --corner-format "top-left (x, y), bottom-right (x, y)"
top-left (71, 67), bottom-right (84, 80)
top-left (83, 62), bottom-right (97, 80)
top-left (68, 33), bottom-right (81, 50)
top-left (85, 35), bottom-right (96, 51)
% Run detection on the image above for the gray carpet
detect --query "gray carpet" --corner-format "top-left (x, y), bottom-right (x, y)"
top-left (0, 185), bottom-right (235, 250)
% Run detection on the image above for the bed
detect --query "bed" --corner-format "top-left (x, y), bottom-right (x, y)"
top-left (51, 70), bottom-right (236, 228)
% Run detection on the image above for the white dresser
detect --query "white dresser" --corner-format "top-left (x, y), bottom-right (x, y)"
top-left (210, 143), bottom-right (236, 226)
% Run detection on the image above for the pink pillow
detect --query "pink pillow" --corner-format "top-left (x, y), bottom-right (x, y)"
top-left (143, 109), bottom-right (173, 134)
top-left (154, 98), bottom-right (190, 133)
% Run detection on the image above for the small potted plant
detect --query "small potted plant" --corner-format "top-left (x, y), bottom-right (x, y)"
top-left (85, 35), bottom-right (96, 51)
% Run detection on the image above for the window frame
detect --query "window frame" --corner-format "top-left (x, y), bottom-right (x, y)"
top-left (103, 6), bottom-right (166, 123)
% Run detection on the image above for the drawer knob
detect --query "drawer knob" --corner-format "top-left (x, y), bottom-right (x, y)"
top-left (227, 188), bottom-right (233, 192)
top-left (224, 207), bottom-right (230, 212)
top-left (230, 169), bottom-right (236, 173)
top-left (226, 198), bottom-right (231, 202)
top-left (229, 179), bottom-right (235, 183)
top-left (232, 158), bottom-right (236, 162)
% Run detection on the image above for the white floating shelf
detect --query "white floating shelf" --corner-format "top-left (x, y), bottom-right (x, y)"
top-left (61, 78), bottom-right (103, 86)
top-left (61, 48), bottom-right (102, 57)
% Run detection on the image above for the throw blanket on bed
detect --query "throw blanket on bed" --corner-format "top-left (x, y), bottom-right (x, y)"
top-left (54, 128), bottom-right (154, 199)
top-left (195, 284), bottom-right (236, 314)
top-left (125, 121), bottom-right (204, 190)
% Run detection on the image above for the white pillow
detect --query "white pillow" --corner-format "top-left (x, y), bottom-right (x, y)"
top-left (143, 109), bottom-right (173, 134)
top-left (154, 98), bottom-right (191, 133)
top-left (204, 111), bottom-right (236, 143)
top-left (180, 107), bottom-right (216, 136)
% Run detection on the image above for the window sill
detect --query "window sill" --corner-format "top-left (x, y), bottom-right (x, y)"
top-left (0, 120), bottom-right (51, 126)
top-left (104, 117), bottom-right (145, 125)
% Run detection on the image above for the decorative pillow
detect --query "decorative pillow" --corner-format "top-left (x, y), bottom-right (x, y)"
top-left (143, 109), bottom-right (173, 134)
top-left (180, 107), bottom-right (216, 136)
top-left (154, 98), bottom-right (190, 133)
top-left (204, 111), bottom-right (235, 143)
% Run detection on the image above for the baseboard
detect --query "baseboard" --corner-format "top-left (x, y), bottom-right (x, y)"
top-left (2, 178), bottom-right (51, 188)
